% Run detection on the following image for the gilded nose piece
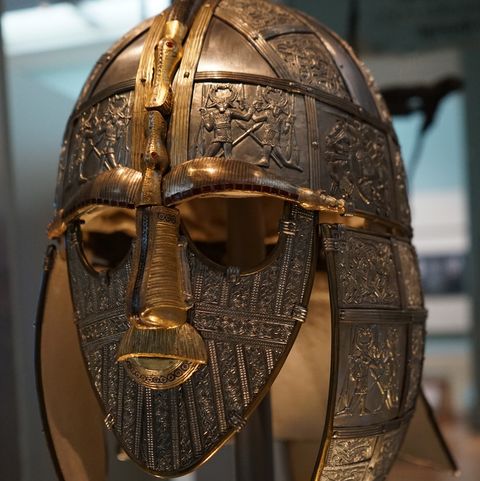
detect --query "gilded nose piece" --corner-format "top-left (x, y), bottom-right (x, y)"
top-left (117, 206), bottom-right (207, 389)
top-left (116, 13), bottom-right (206, 389)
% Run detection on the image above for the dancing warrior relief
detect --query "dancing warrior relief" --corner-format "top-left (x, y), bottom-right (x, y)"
top-left (66, 93), bottom-right (132, 186)
top-left (196, 83), bottom-right (302, 171)
top-left (336, 325), bottom-right (402, 419)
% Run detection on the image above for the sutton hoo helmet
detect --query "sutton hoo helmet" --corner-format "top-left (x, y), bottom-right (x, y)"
top-left (36, 1), bottom-right (455, 480)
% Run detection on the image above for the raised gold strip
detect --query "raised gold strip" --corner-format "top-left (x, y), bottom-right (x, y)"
top-left (305, 96), bottom-right (321, 191)
top-left (169, 1), bottom-right (220, 166)
top-left (214, 8), bottom-right (290, 78)
top-left (332, 414), bottom-right (413, 439)
top-left (74, 17), bottom-right (154, 113)
top-left (131, 12), bottom-right (168, 171)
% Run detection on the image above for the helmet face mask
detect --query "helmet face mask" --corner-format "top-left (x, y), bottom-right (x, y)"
top-left (37, 1), bottom-right (429, 480)
top-left (65, 195), bottom-right (317, 475)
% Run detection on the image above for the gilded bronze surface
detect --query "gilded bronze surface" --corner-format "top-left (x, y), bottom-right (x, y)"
top-left (37, 0), bottom-right (428, 480)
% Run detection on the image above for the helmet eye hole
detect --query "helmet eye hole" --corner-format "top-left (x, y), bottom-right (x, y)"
top-left (78, 207), bottom-right (135, 272)
top-left (178, 197), bottom-right (284, 271)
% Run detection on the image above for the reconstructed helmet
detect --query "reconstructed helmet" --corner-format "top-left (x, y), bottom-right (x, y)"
top-left (36, 1), bottom-right (449, 480)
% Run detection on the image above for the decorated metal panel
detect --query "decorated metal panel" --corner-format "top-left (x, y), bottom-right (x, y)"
top-left (216, 0), bottom-right (305, 35)
top-left (402, 323), bottom-right (426, 413)
top-left (320, 425), bottom-right (408, 481)
top-left (215, 0), bottom-right (350, 99)
top-left (396, 240), bottom-right (423, 309)
top-left (189, 82), bottom-right (307, 184)
top-left (65, 205), bottom-right (316, 476)
top-left (268, 33), bottom-right (349, 98)
top-left (58, 92), bottom-right (134, 211)
top-left (334, 322), bottom-right (407, 427)
top-left (185, 78), bottom-right (406, 227)
top-left (318, 107), bottom-right (396, 223)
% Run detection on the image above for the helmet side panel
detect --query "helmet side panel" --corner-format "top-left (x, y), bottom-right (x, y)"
top-left (320, 225), bottom-right (425, 480)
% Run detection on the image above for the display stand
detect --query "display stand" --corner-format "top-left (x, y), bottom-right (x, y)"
top-left (227, 198), bottom-right (276, 481)
top-left (235, 396), bottom-right (274, 481)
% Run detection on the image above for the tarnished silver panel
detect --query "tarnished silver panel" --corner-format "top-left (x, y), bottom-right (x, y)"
top-left (321, 425), bottom-right (407, 481)
top-left (92, 34), bottom-right (145, 97)
top-left (319, 109), bottom-right (395, 223)
top-left (189, 82), bottom-right (307, 181)
top-left (59, 92), bottom-right (134, 210)
top-left (196, 18), bottom-right (275, 76)
top-left (269, 33), bottom-right (349, 98)
top-left (216, 0), bottom-right (305, 35)
top-left (321, 225), bottom-right (426, 480)
top-left (403, 323), bottom-right (425, 413)
top-left (396, 240), bottom-right (423, 309)
top-left (332, 229), bottom-right (400, 309)
top-left (215, 0), bottom-right (349, 99)
top-left (334, 323), bottom-right (407, 427)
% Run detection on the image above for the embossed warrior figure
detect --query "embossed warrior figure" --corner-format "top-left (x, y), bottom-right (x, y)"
top-left (37, 1), bottom-right (455, 481)
top-left (97, 95), bottom-right (129, 170)
top-left (337, 326), bottom-right (383, 417)
top-left (252, 87), bottom-right (300, 170)
top-left (69, 108), bottom-right (96, 184)
top-left (200, 84), bottom-right (253, 158)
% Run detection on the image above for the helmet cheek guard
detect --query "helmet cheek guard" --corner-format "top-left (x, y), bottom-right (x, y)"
top-left (37, 0), bottom-right (455, 479)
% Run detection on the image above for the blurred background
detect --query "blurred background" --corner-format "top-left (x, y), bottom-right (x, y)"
top-left (0, 0), bottom-right (478, 480)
